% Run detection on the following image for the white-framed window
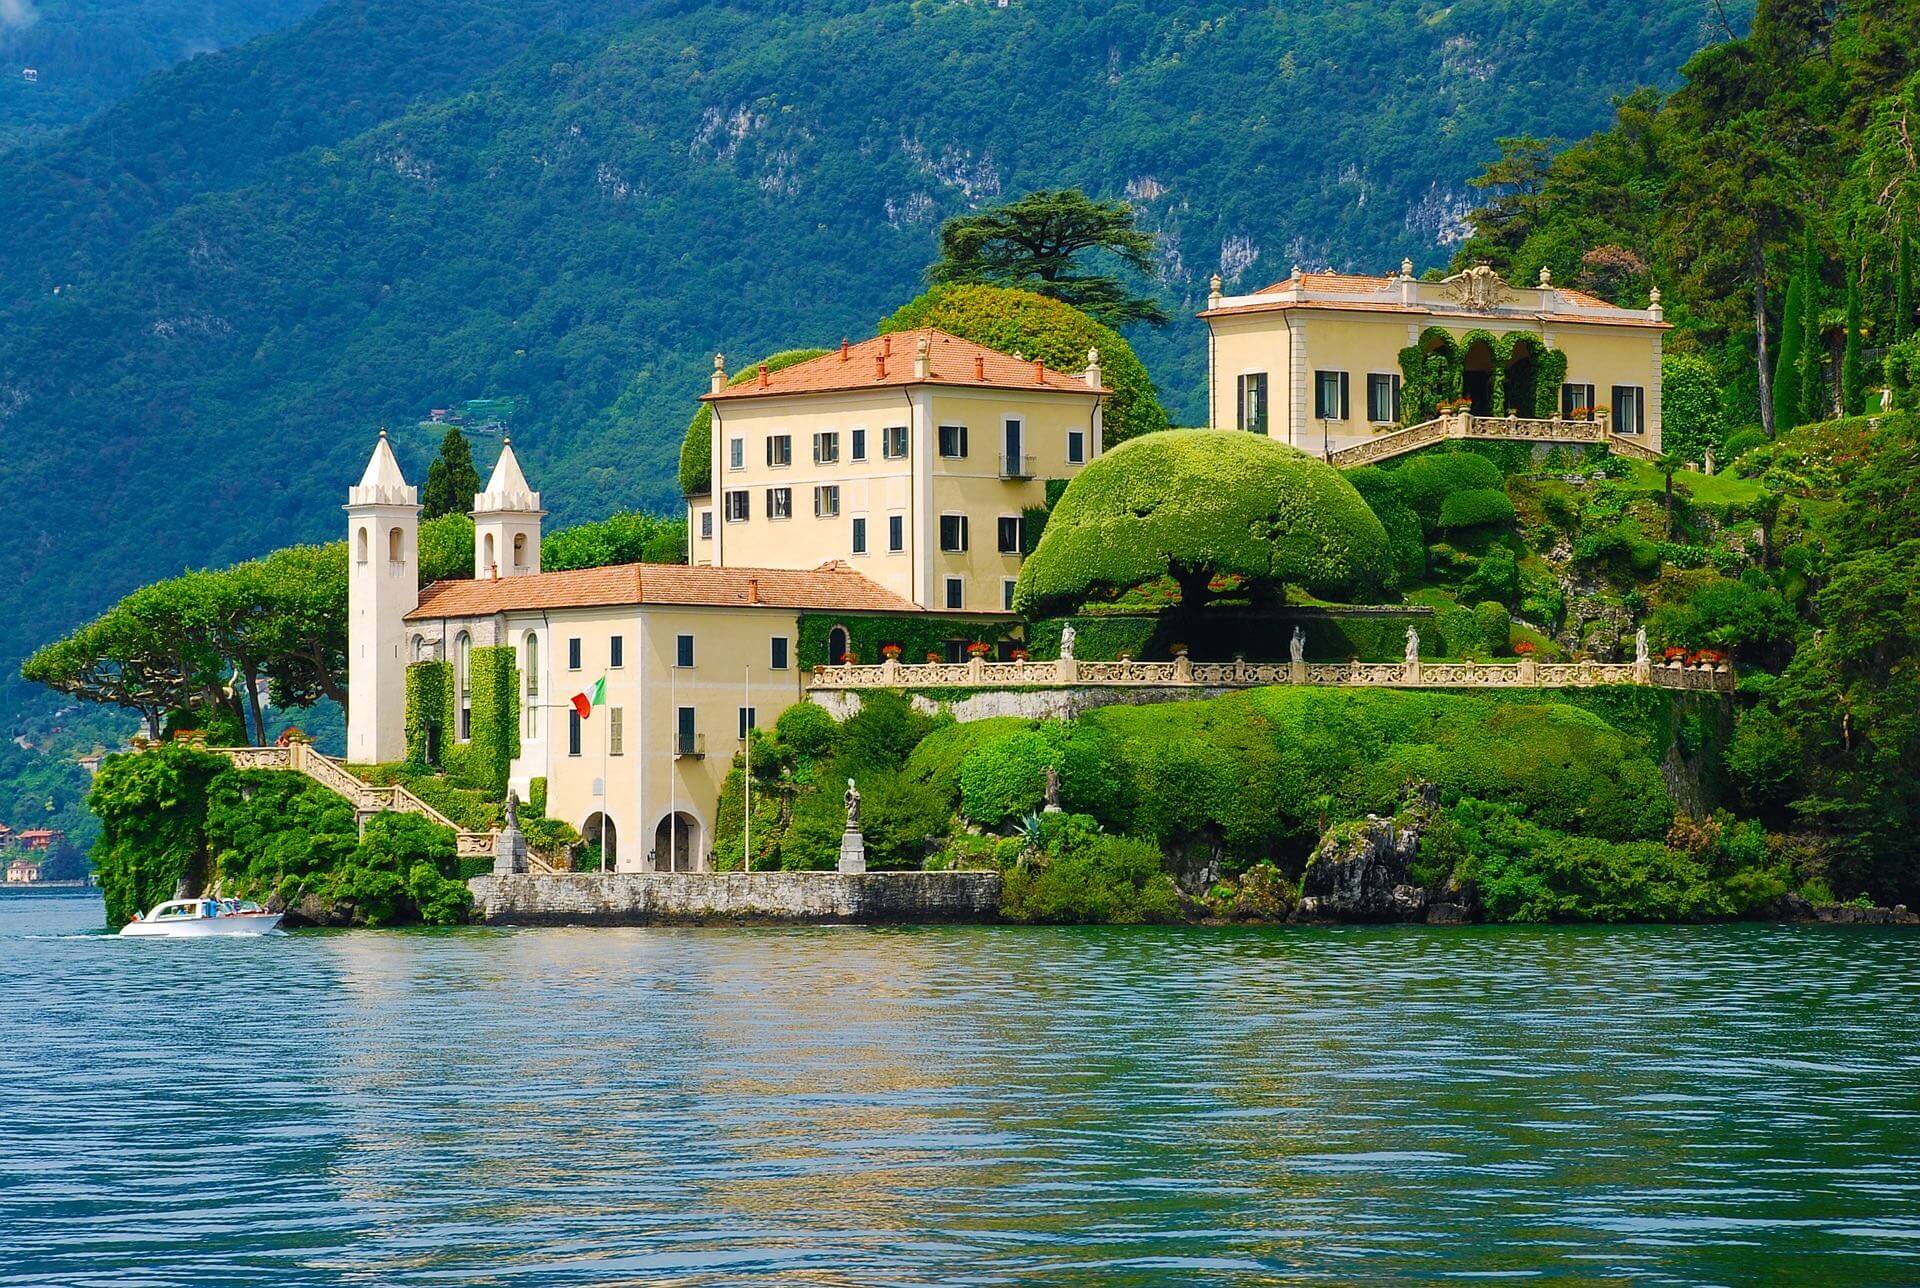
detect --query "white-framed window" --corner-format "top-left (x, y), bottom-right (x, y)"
top-left (724, 490), bottom-right (749, 522)
top-left (1367, 373), bottom-right (1402, 424)
top-left (888, 514), bottom-right (905, 552)
top-left (1002, 578), bottom-right (1018, 611)
top-left (767, 487), bottom-right (792, 520)
top-left (997, 514), bottom-right (1022, 554)
top-left (939, 514), bottom-right (969, 552)
top-left (770, 636), bottom-right (790, 670)
top-left (883, 425), bottom-right (909, 459)
top-left (938, 424), bottom-right (969, 458)
top-left (944, 577), bottom-right (965, 610)
top-left (813, 431), bottom-right (839, 464)
top-left (608, 708), bottom-right (625, 756)
top-left (1562, 383), bottom-right (1597, 417)
top-left (851, 515), bottom-right (868, 555)
top-left (728, 437), bottom-right (745, 470)
top-left (698, 509), bottom-right (712, 539)
top-left (1067, 429), bottom-right (1086, 463)
top-left (676, 634), bottom-right (695, 668)
top-left (609, 635), bottom-right (624, 669)
top-left (1314, 370), bottom-right (1349, 420)
top-left (766, 434), bottom-right (791, 468)
top-left (1237, 372), bottom-right (1269, 432)
top-left (814, 485), bottom-right (840, 518)
top-left (1611, 385), bottom-right (1646, 435)
top-left (851, 428), bottom-right (868, 460)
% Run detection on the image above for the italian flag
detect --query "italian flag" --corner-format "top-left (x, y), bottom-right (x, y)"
top-left (571, 677), bottom-right (605, 719)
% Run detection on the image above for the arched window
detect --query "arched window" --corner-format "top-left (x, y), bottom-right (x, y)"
top-left (827, 625), bottom-right (851, 665)
top-left (482, 532), bottom-right (496, 574)
top-left (409, 634), bottom-right (426, 662)
top-left (388, 526), bottom-right (404, 562)
top-left (523, 631), bottom-right (540, 737)
top-left (456, 632), bottom-right (472, 741)
top-left (513, 532), bottom-right (528, 569)
top-left (356, 527), bottom-right (369, 564)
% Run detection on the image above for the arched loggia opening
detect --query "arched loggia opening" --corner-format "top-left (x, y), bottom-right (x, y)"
top-left (653, 812), bottom-right (701, 872)
top-left (1502, 335), bottom-right (1542, 417)
top-left (582, 812), bottom-right (618, 870)
top-left (1462, 335), bottom-right (1498, 416)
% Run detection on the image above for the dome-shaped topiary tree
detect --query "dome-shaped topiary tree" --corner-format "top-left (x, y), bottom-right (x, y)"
top-left (1013, 430), bottom-right (1390, 616)
top-left (879, 284), bottom-right (1168, 445)
top-left (679, 349), bottom-right (829, 498)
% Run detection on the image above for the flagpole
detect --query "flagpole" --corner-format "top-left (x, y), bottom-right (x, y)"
top-left (670, 664), bottom-right (678, 873)
top-left (743, 663), bottom-right (751, 873)
top-left (599, 678), bottom-right (607, 875)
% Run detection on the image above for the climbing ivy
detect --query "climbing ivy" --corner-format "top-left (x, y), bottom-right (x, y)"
top-left (1533, 348), bottom-right (1569, 418)
top-left (1398, 327), bottom-right (1463, 423)
top-left (461, 645), bottom-right (521, 795)
top-left (405, 661), bottom-right (453, 766)
top-left (1399, 326), bottom-right (1566, 422)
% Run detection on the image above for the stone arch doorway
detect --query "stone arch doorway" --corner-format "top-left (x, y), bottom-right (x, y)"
top-left (1462, 337), bottom-right (1498, 415)
top-left (582, 812), bottom-right (617, 870)
top-left (827, 625), bottom-right (851, 665)
top-left (1503, 336), bottom-right (1541, 416)
top-left (653, 812), bottom-right (701, 872)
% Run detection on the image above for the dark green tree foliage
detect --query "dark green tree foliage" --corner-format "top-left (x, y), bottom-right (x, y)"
top-left (543, 512), bottom-right (687, 570)
top-left (1014, 431), bottom-right (1389, 616)
top-left (1660, 351), bottom-right (1725, 463)
top-left (421, 428), bottom-right (481, 520)
top-left (678, 349), bottom-right (828, 498)
top-left (1898, 230), bottom-right (1914, 343)
top-left (1842, 273), bottom-right (1866, 415)
top-left (880, 285), bottom-right (1168, 445)
top-left (1344, 467), bottom-right (1427, 589)
top-left (87, 744), bottom-right (227, 926)
top-left (1773, 264), bottom-right (1809, 433)
top-left (928, 188), bottom-right (1168, 327)
top-left (1797, 233), bottom-right (1827, 426)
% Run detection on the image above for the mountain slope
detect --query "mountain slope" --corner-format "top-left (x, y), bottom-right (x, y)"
top-left (0, 0), bottom-right (1746, 714)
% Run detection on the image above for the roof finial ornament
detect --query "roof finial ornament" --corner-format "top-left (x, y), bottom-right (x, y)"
top-left (710, 352), bottom-right (727, 395)
top-left (1538, 266), bottom-right (1552, 288)
top-left (1208, 273), bottom-right (1224, 309)
top-left (1401, 258), bottom-right (1414, 279)
top-left (1648, 285), bottom-right (1664, 322)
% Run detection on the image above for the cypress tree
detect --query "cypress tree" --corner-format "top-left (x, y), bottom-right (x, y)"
top-left (1898, 230), bottom-right (1913, 344)
top-left (1842, 273), bottom-right (1865, 417)
top-left (1797, 231), bottom-right (1826, 426)
top-left (422, 428), bottom-right (480, 520)
top-left (1772, 263), bottom-right (1806, 434)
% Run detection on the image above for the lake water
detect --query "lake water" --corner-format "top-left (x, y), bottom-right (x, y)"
top-left (3, 890), bottom-right (1917, 1285)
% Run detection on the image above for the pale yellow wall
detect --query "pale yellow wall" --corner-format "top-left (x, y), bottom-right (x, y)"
top-left (1205, 308), bottom-right (1665, 453)
top-left (496, 603), bottom-right (809, 873)
top-left (706, 382), bottom-right (1100, 610)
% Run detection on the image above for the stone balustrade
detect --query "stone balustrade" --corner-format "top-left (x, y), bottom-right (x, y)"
top-left (810, 654), bottom-right (1734, 694)
top-left (1325, 411), bottom-right (1659, 468)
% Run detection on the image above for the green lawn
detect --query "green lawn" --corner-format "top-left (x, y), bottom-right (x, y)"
top-left (1618, 461), bottom-right (1765, 507)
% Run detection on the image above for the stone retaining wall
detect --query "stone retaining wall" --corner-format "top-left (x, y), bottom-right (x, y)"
top-left (469, 870), bottom-right (1002, 926)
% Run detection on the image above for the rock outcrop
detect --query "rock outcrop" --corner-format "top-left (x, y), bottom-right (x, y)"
top-left (1297, 783), bottom-right (1440, 922)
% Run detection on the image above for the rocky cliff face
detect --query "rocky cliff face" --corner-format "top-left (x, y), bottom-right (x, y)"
top-left (1297, 782), bottom-right (1460, 923)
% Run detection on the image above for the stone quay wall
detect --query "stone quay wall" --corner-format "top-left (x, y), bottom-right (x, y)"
top-left (469, 870), bottom-right (1002, 926)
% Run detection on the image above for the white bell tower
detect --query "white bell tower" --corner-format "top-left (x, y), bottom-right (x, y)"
top-left (346, 431), bottom-right (419, 764)
top-left (472, 437), bottom-right (545, 578)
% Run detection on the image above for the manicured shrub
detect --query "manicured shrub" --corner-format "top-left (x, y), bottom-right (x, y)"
top-left (1721, 427), bottom-right (1769, 463)
top-left (1387, 450), bottom-right (1504, 528)
top-left (880, 284), bottom-right (1167, 444)
top-left (1460, 546), bottom-right (1519, 605)
top-left (857, 771), bottom-right (949, 869)
top-left (679, 349), bottom-right (828, 496)
top-left (1472, 601), bottom-right (1512, 655)
top-left (999, 817), bottom-right (1181, 924)
top-left (1437, 486), bottom-right (1517, 531)
top-left (1015, 430), bottom-right (1390, 615)
top-left (1645, 573), bottom-right (1796, 661)
top-left (773, 702), bottom-right (841, 760)
top-left (958, 729), bottom-right (1053, 826)
top-left (839, 690), bottom-right (943, 771)
top-left (1661, 351), bottom-right (1725, 464)
top-left (1345, 467), bottom-right (1426, 588)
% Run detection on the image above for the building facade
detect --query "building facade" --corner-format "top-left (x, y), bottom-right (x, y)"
top-left (348, 437), bottom-right (930, 874)
top-left (687, 329), bottom-right (1107, 614)
top-left (1200, 264), bottom-right (1669, 457)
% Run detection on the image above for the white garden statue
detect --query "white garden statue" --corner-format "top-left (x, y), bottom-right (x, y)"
top-left (1291, 626), bottom-right (1307, 665)
top-left (1059, 624), bottom-right (1076, 662)
top-left (1635, 626), bottom-right (1649, 667)
top-left (1405, 626), bottom-right (1420, 666)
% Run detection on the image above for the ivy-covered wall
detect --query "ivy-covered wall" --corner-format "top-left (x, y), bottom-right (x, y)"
top-left (1397, 326), bottom-right (1567, 423)
top-left (405, 661), bottom-right (453, 766)
top-left (797, 613), bottom-right (1021, 667)
top-left (404, 651), bottom-right (518, 794)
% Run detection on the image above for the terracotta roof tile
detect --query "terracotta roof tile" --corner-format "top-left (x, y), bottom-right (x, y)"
top-left (1211, 271), bottom-right (1665, 328)
top-left (703, 329), bottom-right (1108, 401)
top-left (406, 560), bottom-right (922, 620)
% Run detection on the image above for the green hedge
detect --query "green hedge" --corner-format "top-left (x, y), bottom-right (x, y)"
top-left (1385, 450), bottom-right (1505, 528)
top-left (1438, 486), bottom-right (1518, 531)
top-left (1014, 430), bottom-right (1389, 615)
top-left (796, 613), bottom-right (1016, 667)
top-left (1346, 467), bottom-right (1427, 588)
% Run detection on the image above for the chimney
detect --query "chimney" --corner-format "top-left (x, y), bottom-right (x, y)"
top-left (1084, 346), bottom-right (1102, 389)
top-left (1033, 357), bottom-right (1045, 383)
top-left (710, 353), bottom-right (727, 395)
top-left (882, 335), bottom-right (892, 357)
top-left (757, 362), bottom-right (769, 388)
top-left (840, 337), bottom-right (850, 361)
top-left (974, 355), bottom-right (985, 381)
top-left (747, 576), bottom-right (760, 604)
top-left (876, 353), bottom-right (887, 378)
top-left (914, 334), bottom-right (930, 379)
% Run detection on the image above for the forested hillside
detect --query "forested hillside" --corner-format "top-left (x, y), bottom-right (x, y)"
top-left (0, 0), bottom-right (1742, 727)
top-left (0, 0), bottom-right (321, 149)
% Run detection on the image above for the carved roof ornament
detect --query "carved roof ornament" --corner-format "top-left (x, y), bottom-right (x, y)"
top-left (1442, 264), bottom-right (1513, 312)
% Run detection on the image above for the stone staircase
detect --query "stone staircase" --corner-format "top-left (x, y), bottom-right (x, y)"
top-left (204, 741), bottom-right (557, 870)
top-left (1326, 411), bottom-right (1662, 469)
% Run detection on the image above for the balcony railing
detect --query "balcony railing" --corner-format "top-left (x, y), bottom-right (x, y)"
top-left (999, 452), bottom-right (1036, 479)
top-left (674, 732), bottom-right (705, 760)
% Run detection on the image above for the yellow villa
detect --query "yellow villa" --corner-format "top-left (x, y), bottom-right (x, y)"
top-left (1199, 262), bottom-right (1669, 460)
top-left (687, 329), bottom-right (1108, 615)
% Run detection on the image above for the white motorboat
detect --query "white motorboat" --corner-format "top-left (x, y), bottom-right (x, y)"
top-left (120, 897), bottom-right (282, 937)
